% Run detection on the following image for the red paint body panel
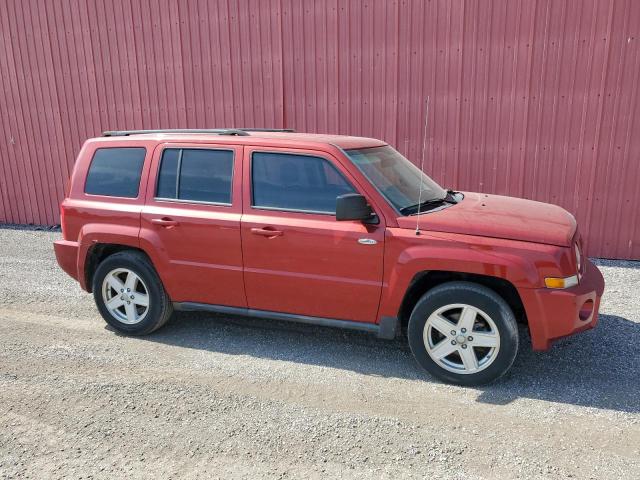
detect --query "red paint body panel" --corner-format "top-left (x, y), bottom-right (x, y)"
top-left (53, 239), bottom-right (78, 281)
top-left (58, 138), bottom-right (157, 289)
top-left (54, 132), bottom-right (605, 352)
top-left (241, 212), bottom-right (384, 322)
top-left (376, 225), bottom-right (602, 350)
top-left (139, 142), bottom-right (246, 307)
top-left (240, 146), bottom-right (386, 322)
top-left (519, 260), bottom-right (605, 350)
top-left (397, 192), bottom-right (577, 247)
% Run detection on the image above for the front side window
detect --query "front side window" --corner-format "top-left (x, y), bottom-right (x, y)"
top-left (85, 147), bottom-right (146, 198)
top-left (345, 145), bottom-right (446, 214)
top-left (156, 148), bottom-right (233, 204)
top-left (252, 152), bottom-right (355, 214)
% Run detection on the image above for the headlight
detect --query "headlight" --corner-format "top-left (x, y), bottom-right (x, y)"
top-left (575, 243), bottom-right (582, 273)
top-left (544, 242), bottom-right (582, 289)
top-left (544, 275), bottom-right (579, 289)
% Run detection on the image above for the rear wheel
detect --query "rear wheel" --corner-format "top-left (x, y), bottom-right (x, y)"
top-left (407, 281), bottom-right (518, 386)
top-left (92, 251), bottom-right (172, 335)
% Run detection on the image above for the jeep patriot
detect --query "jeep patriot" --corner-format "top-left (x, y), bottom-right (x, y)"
top-left (54, 128), bottom-right (605, 385)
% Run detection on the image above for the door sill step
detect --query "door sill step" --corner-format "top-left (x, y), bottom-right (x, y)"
top-left (172, 302), bottom-right (398, 339)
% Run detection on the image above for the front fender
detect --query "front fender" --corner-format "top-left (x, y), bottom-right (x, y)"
top-left (378, 229), bottom-right (553, 319)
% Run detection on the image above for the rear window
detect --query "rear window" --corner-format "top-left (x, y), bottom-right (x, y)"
top-left (84, 147), bottom-right (146, 198)
top-left (156, 148), bottom-right (234, 204)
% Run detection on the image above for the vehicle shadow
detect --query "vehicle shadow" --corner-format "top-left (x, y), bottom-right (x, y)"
top-left (476, 313), bottom-right (640, 413)
top-left (592, 258), bottom-right (640, 270)
top-left (142, 311), bottom-right (640, 414)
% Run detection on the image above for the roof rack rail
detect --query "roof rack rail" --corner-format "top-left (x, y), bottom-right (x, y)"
top-left (102, 128), bottom-right (295, 137)
top-left (238, 128), bottom-right (295, 132)
top-left (102, 129), bottom-right (250, 137)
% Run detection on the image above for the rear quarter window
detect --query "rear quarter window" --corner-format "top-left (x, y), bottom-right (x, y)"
top-left (84, 147), bottom-right (146, 198)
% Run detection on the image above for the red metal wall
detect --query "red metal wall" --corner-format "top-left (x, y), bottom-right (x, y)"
top-left (0, 0), bottom-right (638, 259)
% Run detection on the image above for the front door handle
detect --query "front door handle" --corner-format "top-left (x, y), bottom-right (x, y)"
top-left (358, 238), bottom-right (378, 245)
top-left (151, 217), bottom-right (179, 227)
top-left (251, 227), bottom-right (283, 237)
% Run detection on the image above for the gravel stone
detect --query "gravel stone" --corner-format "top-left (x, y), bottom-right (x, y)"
top-left (0, 227), bottom-right (638, 479)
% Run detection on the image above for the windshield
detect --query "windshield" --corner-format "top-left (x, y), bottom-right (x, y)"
top-left (345, 145), bottom-right (447, 214)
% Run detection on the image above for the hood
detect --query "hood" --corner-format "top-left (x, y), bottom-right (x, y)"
top-left (397, 192), bottom-right (576, 247)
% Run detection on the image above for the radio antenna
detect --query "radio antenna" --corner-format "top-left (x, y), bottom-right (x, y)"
top-left (415, 96), bottom-right (430, 235)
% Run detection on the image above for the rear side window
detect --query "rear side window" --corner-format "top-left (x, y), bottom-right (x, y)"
top-left (252, 152), bottom-right (355, 213)
top-left (84, 147), bottom-right (146, 198)
top-left (156, 148), bottom-right (233, 204)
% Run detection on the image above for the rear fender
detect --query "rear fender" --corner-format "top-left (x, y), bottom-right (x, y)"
top-left (77, 224), bottom-right (141, 291)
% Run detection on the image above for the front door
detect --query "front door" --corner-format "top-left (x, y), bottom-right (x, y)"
top-left (140, 143), bottom-right (246, 307)
top-left (240, 147), bottom-right (385, 323)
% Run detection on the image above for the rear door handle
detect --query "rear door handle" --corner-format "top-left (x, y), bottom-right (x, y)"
top-left (251, 227), bottom-right (283, 237)
top-left (151, 217), bottom-right (179, 227)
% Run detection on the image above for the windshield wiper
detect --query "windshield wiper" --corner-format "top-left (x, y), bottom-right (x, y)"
top-left (400, 190), bottom-right (459, 215)
top-left (400, 197), bottom-right (447, 215)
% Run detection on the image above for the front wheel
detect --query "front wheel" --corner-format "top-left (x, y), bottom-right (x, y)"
top-left (407, 281), bottom-right (519, 386)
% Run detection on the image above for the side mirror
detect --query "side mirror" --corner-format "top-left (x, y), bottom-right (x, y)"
top-left (336, 194), bottom-right (376, 222)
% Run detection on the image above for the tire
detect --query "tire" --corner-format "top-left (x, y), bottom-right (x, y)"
top-left (407, 281), bottom-right (518, 386)
top-left (92, 250), bottom-right (173, 335)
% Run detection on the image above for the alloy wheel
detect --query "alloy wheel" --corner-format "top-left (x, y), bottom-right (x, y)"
top-left (101, 268), bottom-right (150, 324)
top-left (423, 303), bottom-right (501, 375)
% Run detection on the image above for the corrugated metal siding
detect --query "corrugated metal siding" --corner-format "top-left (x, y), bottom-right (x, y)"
top-left (0, 0), bottom-right (638, 259)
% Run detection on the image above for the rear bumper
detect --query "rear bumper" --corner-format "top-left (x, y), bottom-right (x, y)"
top-left (54, 240), bottom-right (80, 282)
top-left (520, 259), bottom-right (605, 351)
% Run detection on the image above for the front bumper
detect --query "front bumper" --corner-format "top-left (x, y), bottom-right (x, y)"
top-left (520, 259), bottom-right (605, 350)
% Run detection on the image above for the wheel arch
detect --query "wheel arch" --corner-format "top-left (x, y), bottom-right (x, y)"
top-left (84, 243), bottom-right (153, 293)
top-left (398, 270), bottom-right (525, 333)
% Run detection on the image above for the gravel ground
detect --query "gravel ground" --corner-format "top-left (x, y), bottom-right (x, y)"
top-left (0, 227), bottom-right (639, 479)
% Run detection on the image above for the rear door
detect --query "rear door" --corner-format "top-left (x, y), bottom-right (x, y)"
top-left (240, 146), bottom-right (385, 323)
top-left (140, 142), bottom-right (246, 307)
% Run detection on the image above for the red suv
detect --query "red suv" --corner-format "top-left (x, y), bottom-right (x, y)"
top-left (54, 129), bottom-right (605, 385)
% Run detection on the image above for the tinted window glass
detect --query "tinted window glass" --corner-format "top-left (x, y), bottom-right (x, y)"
top-left (345, 145), bottom-right (446, 214)
top-left (156, 149), bottom-right (179, 199)
top-left (85, 147), bottom-right (146, 197)
top-left (252, 152), bottom-right (355, 213)
top-left (156, 148), bottom-right (233, 204)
